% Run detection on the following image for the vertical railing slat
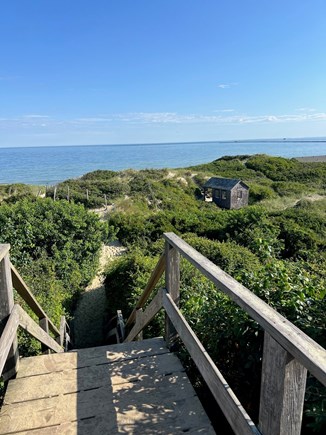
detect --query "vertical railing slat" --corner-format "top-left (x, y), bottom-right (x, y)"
top-left (259, 332), bottom-right (307, 435)
top-left (0, 247), bottom-right (19, 380)
top-left (164, 239), bottom-right (180, 347)
top-left (39, 317), bottom-right (50, 354)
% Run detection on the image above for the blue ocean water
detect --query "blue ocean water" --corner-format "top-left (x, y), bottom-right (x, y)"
top-left (0, 139), bottom-right (326, 185)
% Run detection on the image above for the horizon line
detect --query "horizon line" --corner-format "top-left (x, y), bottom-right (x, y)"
top-left (1, 135), bottom-right (326, 150)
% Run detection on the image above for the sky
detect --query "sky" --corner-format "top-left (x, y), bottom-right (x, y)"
top-left (0, 0), bottom-right (326, 147)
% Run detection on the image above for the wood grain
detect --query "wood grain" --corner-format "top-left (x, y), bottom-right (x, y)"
top-left (165, 240), bottom-right (180, 347)
top-left (0, 253), bottom-right (19, 380)
top-left (0, 244), bottom-right (10, 263)
top-left (259, 332), bottom-right (307, 435)
top-left (0, 337), bottom-right (214, 434)
top-left (5, 353), bottom-right (184, 403)
top-left (17, 337), bottom-right (169, 377)
top-left (0, 305), bottom-right (19, 376)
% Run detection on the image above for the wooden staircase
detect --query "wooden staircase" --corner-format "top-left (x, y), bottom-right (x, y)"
top-left (0, 337), bottom-right (214, 434)
top-left (1, 234), bottom-right (326, 435)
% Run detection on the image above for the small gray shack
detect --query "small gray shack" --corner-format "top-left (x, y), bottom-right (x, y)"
top-left (203, 177), bottom-right (249, 209)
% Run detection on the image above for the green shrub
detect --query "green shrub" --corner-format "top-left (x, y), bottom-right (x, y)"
top-left (0, 198), bottom-right (106, 312)
top-left (182, 234), bottom-right (261, 277)
top-left (272, 181), bottom-right (309, 196)
top-left (248, 183), bottom-right (276, 203)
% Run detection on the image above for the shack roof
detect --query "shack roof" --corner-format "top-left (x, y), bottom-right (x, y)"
top-left (204, 177), bottom-right (249, 190)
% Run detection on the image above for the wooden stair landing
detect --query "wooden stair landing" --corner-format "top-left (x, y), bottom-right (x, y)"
top-left (0, 337), bottom-right (215, 434)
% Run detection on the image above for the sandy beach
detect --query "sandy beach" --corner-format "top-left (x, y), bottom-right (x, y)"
top-left (295, 155), bottom-right (326, 162)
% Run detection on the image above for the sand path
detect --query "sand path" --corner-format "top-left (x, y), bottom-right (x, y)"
top-left (73, 241), bottom-right (126, 348)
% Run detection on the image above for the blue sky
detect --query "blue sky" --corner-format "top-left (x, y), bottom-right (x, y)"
top-left (1, 0), bottom-right (325, 147)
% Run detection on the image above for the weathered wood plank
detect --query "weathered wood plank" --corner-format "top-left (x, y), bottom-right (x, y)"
top-left (111, 374), bottom-right (214, 433)
top-left (0, 305), bottom-right (19, 376)
top-left (0, 386), bottom-right (116, 433)
top-left (259, 332), bottom-right (307, 435)
top-left (17, 305), bottom-right (63, 353)
top-left (125, 289), bottom-right (163, 342)
top-left (163, 232), bottom-right (326, 386)
top-left (0, 244), bottom-right (10, 263)
top-left (59, 315), bottom-right (66, 346)
top-left (2, 335), bottom-right (214, 434)
top-left (5, 352), bottom-right (184, 403)
top-left (11, 263), bottom-right (60, 337)
top-left (0, 253), bottom-right (19, 380)
top-left (1, 370), bottom-right (211, 433)
top-left (126, 253), bottom-right (165, 327)
top-left (165, 240), bottom-right (180, 347)
top-left (11, 419), bottom-right (215, 435)
top-left (17, 337), bottom-right (169, 377)
top-left (109, 351), bottom-right (184, 384)
top-left (135, 308), bottom-right (144, 341)
top-left (163, 291), bottom-right (259, 435)
top-left (39, 317), bottom-right (50, 354)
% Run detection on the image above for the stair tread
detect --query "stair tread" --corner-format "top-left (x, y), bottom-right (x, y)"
top-left (16, 337), bottom-right (168, 378)
top-left (0, 338), bottom-right (215, 434)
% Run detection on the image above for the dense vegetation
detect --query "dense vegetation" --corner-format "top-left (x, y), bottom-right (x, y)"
top-left (101, 155), bottom-right (325, 433)
top-left (1, 154), bottom-right (325, 431)
top-left (0, 198), bottom-right (106, 354)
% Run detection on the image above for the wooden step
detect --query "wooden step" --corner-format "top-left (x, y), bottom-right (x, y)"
top-left (16, 337), bottom-right (169, 378)
top-left (5, 352), bottom-right (184, 404)
top-left (0, 337), bottom-right (215, 434)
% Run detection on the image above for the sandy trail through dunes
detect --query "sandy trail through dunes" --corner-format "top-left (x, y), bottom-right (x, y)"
top-left (73, 241), bottom-right (126, 348)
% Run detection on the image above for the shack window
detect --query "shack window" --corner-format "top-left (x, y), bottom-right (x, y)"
top-left (222, 190), bottom-right (227, 199)
top-left (237, 190), bottom-right (243, 199)
top-left (215, 189), bottom-right (220, 198)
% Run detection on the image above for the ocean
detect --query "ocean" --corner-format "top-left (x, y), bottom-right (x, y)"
top-left (0, 139), bottom-right (326, 185)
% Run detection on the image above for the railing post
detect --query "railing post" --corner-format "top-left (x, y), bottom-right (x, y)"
top-left (39, 317), bottom-right (50, 354)
top-left (0, 245), bottom-right (19, 380)
top-left (164, 239), bottom-right (180, 347)
top-left (259, 332), bottom-right (307, 435)
top-left (135, 309), bottom-right (143, 341)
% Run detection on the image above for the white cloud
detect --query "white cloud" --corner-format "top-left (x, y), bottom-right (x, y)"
top-left (1, 110), bottom-right (326, 132)
top-left (217, 82), bottom-right (238, 89)
top-left (213, 109), bottom-right (235, 113)
top-left (110, 111), bottom-right (326, 125)
top-left (23, 115), bottom-right (50, 119)
top-left (74, 117), bottom-right (113, 123)
top-left (296, 107), bottom-right (316, 112)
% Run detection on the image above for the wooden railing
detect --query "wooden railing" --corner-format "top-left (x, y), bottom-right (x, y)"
top-left (0, 244), bottom-right (70, 381)
top-left (124, 233), bottom-right (326, 435)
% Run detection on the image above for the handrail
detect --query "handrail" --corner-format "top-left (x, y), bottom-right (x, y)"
top-left (17, 305), bottom-right (63, 353)
top-left (163, 290), bottom-right (260, 435)
top-left (59, 316), bottom-right (71, 351)
top-left (0, 305), bottom-right (20, 376)
top-left (163, 232), bottom-right (326, 386)
top-left (125, 233), bottom-right (326, 435)
top-left (0, 244), bottom-right (10, 263)
top-left (10, 264), bottom-right (60, 337)
top-left (0, 244), bottom-right (67, 380)
top-left (0, 304), bottom-right (63, 377)
top-left (125, 288), bottom-right (164, 342)
top-left (125, 253), bottom-right (165, 328)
